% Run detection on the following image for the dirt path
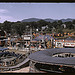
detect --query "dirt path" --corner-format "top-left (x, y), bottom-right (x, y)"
top-left (3, 67), bottom-right (30, 73)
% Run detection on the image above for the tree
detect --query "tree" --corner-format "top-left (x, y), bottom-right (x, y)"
top-left (58, 20), bottom-right (62, 25)
top-left (72, 20), bottom-right (75, 24)
top-left (2, 21), bottom-right (12, 33)
top-left (52, 21), bottom-right (57, 28)
top-left (56, 20), bottom-right (62, 29)
top-left (37, 20), bottom-right (48, 29)
top-left (72, 20), bottom-right (75, 30)
top-left (12, 21), bottom-right (23, 36)
top-left (47, 22), bottom-right (52, 32)
top-left (0, 23), bottom-right (3, 29)
top-left (65, 21), bottom-right (74, 29)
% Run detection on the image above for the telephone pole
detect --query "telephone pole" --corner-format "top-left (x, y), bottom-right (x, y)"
top-left (30, 27), bottom-right (32, 42)
top-left (30, 27), bottom-right (32, 54)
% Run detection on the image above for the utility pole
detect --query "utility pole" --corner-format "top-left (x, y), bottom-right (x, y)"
top-left (30, 27), bottom-right (32, 54)
top-left (30, 27), bottom-right (32, 42)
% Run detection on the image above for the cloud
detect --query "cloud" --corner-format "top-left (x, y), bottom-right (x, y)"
top-left (0, 15), bottom-right (20, 23)
top-left (0, 9), bottom-right (20, 23)
top-left (0, 9), bottom-right (9, 13)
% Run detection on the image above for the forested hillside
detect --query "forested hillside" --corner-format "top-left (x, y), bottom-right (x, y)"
top-left (0, 19), bottom-right (75, 36)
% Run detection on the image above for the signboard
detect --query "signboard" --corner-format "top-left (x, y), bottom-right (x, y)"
top-left (24, 37), bottom-right (30, 40)
top-left (64, 43), bottom-right (75, 47)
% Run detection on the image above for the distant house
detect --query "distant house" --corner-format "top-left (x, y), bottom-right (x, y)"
top-left (61, 24), bottom-right (66, 28)
top-left (36, 29), bottom-right (39, 32)
top-left (41, 25), bottom-right (48, 31)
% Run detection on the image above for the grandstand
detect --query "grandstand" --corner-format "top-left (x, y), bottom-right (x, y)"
top-left (29, 48), bottom-right (75, 73)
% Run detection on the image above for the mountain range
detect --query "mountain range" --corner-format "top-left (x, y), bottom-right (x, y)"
top-left (21, 18), bottom-right (75, 23)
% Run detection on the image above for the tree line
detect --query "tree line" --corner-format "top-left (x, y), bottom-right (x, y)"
top-left (0, 19), bottom-right (75, 36)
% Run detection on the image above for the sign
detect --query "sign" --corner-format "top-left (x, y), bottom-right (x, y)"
top-left (24, 37), bottom-right (30, 40)
top-left (65, 43), bottom-right (75, 47)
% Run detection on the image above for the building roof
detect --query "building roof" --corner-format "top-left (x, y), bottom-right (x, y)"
top-left (65, 37), bottom-right (75, 40)
top-left (34, 35), bottom-right (54, 41)
top-left (29, 48), bottom-right (75, 66)
top-left (31, 40), bottom-right (38, 43)
top-left (0, 47), bottom-right (9, 51)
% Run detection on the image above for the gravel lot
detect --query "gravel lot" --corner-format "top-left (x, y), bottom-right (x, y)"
top-left (3, 67), bottom-right (30, 73)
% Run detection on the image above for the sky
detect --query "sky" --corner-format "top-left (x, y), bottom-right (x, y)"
top-left (0, 3), bottom-right (75, 23)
